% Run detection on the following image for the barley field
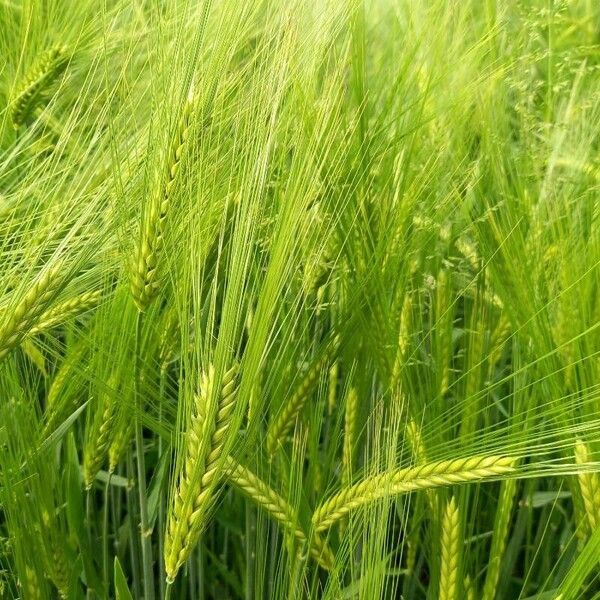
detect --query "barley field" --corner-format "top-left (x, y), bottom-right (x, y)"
top-left (1, 1), bottom-right (600, 599)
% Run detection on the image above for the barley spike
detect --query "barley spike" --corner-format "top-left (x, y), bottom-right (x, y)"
top-left (312, 455), bottom-right (515, 531)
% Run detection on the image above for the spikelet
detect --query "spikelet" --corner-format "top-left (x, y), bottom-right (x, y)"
top-left (267, 336), bottom-right (338, 455)
top-left (164, 364), bottom-right (238, 583)
top-left (342, 387), bottom-right (358, 488)
top-left (312, 455), bottom-right (515, 531)
top-left (11, 45), bottom-right (69, 128)
top-left (0, 262), bottom-right (64, 361)
top-left (130, 88), bottom-right (194, 311)
top-left (225, 457), bottom-right (333, 570)
top-left (464, 575), bottom-right (475, 600)
top-left (439, 496), bottom-right (460, 600)
top-left (28, 290), bottom-right (102, 336)
top-left (574, 439), bottom-right (600, 531)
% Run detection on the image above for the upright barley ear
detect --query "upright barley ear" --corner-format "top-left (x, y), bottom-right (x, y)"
top-left (224, 457), bottom-right (334, 570)
top-left (0, 262), bottom-right (64, 361)
top-left (267, 335), bottom-right (339, 455)
top-left (312, 455), bottom-right (515, 531)
top-left (130, 88), bottom-right (195, 311)
top-left (11, 45), bottom-right (69, 128)
top-left (164, 363), bottom-right (239, 583)
top-left (439, 496), bottom-right (460, 600)
top-left (574, 439), bottom-right (600, 531)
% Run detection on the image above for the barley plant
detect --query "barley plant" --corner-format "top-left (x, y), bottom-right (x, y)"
top-left (1, 1), bottom-right (600, 598)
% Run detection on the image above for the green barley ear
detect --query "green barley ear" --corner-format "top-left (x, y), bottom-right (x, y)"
top-left (28, 290), bottom-right (102, 337)
top-left (164, 363), bottom-right (239, 583)
top-left (83, 376), bottom-right (119, 489)
top-left (312, 455), bottom-right (515, 531)
top-left (267, 335), bottom-right (339, 455)
top-left (574, 439), bottom-right (600, 531)
top-left (130, 87), bottom-right (195, 312)
top-left (439, 496), bottom-right (460, 600)
top-left (225, 457), bottom-right (334, 570)
top-left (0, 262), bottom-right (65, 361)
top-left (11, 45), bottom-right (69, 129)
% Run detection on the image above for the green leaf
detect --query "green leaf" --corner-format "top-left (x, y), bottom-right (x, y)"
top-left (114, 557), bottom-right (134, 600)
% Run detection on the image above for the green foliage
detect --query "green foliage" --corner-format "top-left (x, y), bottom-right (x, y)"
top-left (0, 0), bottom-right (600, 598)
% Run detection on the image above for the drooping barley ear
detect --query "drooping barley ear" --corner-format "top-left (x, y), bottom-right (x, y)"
top-left (574, 439), bottom-right (600, 531)
top-left (28, 289), bottom-right (102, 336)
top-left (342, 387), bottom-right (358, 488)
top-left (439, 496), bottom-right (460, 600)
top-left (0, 262), bottom-right (65, 361)
top-left (130, 88), bottom-right (195, 312)
top-left (482, 478), bottom-right (517, 600)
top-left (83, 379), bottom-right (119, 489)
top-left (312, 455), bottom-right (515, 532)
top-left (225, 456), bottom-right (334, 570)
top-left (164, 363), bottom-right (239, 583)
top-left (267, 335), bottom-right (339, 455)
top-left (11, 44), bottom-right (69, 128)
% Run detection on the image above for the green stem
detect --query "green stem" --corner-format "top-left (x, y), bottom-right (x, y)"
top-left (164, 581), bottom-right (173, 600)
top-left (245, 503), bottom-right (256, 600)
top-left (103, 473), bottom-right (112, 593)
top-left (158, 366), bottom-right (167, 600)
top-left (126, 452), bottom-right (141, 600)
top-left (134, 311), bottom-right (155, 600)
